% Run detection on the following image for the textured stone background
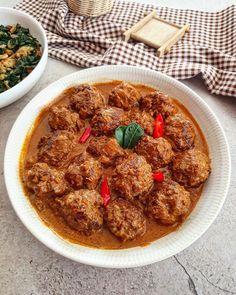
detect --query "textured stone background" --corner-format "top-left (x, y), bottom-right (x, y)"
top-left (0, 1), bottom-right (236, 294)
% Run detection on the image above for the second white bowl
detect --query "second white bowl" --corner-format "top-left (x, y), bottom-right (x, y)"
top-left (0, 7), bottom-right (48, 108)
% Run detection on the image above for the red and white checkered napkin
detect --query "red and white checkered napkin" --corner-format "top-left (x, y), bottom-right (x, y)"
top-left (16, 0), bottom-right (236, 97)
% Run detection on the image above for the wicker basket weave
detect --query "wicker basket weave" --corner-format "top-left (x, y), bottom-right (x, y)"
top-left (67, 0), bottom-right (113, 16)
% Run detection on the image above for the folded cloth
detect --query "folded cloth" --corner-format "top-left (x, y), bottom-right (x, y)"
top-left (16, 0), bottom-right (236, 97)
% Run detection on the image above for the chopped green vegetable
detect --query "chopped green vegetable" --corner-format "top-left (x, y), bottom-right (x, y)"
top-left (0, 80), bottom-right (5, 92)
top-left (115, 123), bottom-right (144, 149)
top-left (0, 24), bottom-right (41, 94)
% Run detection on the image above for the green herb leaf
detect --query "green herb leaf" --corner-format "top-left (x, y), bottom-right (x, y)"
top-left (115, 125), bottom-right (126, 147)
top-left (123, 123), bottom-right (144, 148)
top-left (115, 123), bottom-right (144, 149)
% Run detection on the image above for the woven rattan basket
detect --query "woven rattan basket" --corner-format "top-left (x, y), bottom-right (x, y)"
top-left (67, 0), bottom-right (113, 16)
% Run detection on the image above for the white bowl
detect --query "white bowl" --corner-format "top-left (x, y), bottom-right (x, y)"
top-left (0, 7), bottom-right (48, 108)
top-left (4, 65), bottom-right (231, 268)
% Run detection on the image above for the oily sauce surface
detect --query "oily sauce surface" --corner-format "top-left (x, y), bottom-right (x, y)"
top-left (20, 81), bottom-right (208, 249)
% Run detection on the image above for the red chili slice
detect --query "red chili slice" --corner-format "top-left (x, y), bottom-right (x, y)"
top-left (153, 171), bottom-right (165, 182)
top-left (79, 127), bottom-right (92, 143)
top-left (153, 113), bottom-right (164, 138)
top-left (101, 176), bottom-right (111, 207)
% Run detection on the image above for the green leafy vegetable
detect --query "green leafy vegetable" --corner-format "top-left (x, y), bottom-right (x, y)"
top-left (0, 24), bottom-right (41, 94)
top-left (115, 123), bottom-right (144, 149)
top-left (0, 80), bottom-right (5, 93)
top-left (123, 123), bottom-right (144, 148)
top-left (115, 125), bottom-right (126, 147)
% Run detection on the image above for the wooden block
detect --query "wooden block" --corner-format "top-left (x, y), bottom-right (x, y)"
top-left (123, 10), bottom-right (190, 56)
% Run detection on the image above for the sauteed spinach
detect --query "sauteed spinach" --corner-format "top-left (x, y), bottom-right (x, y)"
top-left (0, 24), bottom-right (41, 94)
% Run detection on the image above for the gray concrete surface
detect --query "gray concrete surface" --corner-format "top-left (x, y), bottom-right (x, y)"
top-left (1, 1), bottom-right (236, 294)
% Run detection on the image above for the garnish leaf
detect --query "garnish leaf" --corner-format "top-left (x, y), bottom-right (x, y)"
top-left (123, 123), bottom-right (144, 148)
top-left (115, 125), bottom-right (126, 147)
top-left (115, 123), bottom-right (144, 149)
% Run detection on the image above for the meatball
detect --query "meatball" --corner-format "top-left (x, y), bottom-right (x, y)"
top-left (105, 198), bottom-right (146, 241)
top-left (57, 189), bottom-right (103, 235)
top-left (91, 107), bottom-right (124, 136)
top-left (87, 136), bottom-right (125, 165)
top-left (38, 131), bottom-right (75, 166)
top-left (147, 180), bottom-right (191, 225)
top-left (172, 149), bottom-right (211, 187)
top-left (165, 114), bottom-right (196, 151)
top-left (124, 109), bottom-right (154, 135)
top-left (135, 135), bottom-right (174, 168)
top-left (109, 82), bottom-right (140, 110)
top-left (26, 162), bottom-right (67, 196)
top-left (48, 106), bottom-right (83, 132)
top-left (65, 153), bottom-right (102, 189)
top-left (70, 84), bottom-right (105, 119)
top-left (140, 90), bottom-right (177, 118)
top-left (112, 153), bottom-right (153, 200)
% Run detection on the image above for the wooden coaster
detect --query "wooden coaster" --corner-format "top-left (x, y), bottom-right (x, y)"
top-left (123, 10), bottom-right (190, 56)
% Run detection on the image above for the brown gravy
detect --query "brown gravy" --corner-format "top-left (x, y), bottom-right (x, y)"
top-left (19, 81), bottom-right (208, 249)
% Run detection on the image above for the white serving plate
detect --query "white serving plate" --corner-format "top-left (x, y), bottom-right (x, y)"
top-left (0, 7), bottom-right (48, 108)
top-left (4, 65), bottom-right (231, 268)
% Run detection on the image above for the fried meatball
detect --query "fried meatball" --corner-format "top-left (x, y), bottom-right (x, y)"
top-left (112, 153), bottom-right (153, 200)
top-left (105, 198), bottom-right (146, 241)
top-left (38, 131), bottom-right (75, 166)
top-left (165, 114), bottom-right (196, 151)
top-left (91, 107), bottom-right (124, 136)
top-left (147, 180), bottom-right (191, 225)
top-left (109, 82), bottom-right (140, 110)
top-left (70, 84), bottom-right (105, 119)
top-left (57, 189), bottom-right (103, 235)
top-left (48, 106), bottom-right (83, 132)
top-left (65, 153), bottom-right (102, 189)
top-left (87, 136), bottom-right (125, 165)
top-left (26, 162), bottom-right (67, 196)
top-left (124, 109), bottom-right (154, 135)
top-left (135, 135), bottom-right (174, 169)
top-left (172, 149), bottom-right (211, 187)
top-left (140, 90), bottom-right (177, 118)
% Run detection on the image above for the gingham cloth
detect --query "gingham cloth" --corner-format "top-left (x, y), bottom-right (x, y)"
top-left (16, 0), bottom-right (236, 97)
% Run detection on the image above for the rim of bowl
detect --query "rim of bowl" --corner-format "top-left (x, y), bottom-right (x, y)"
top-left (0, 7), bottom-right (48, 100)
top-left (4, 65), bottom-right (231, 268)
